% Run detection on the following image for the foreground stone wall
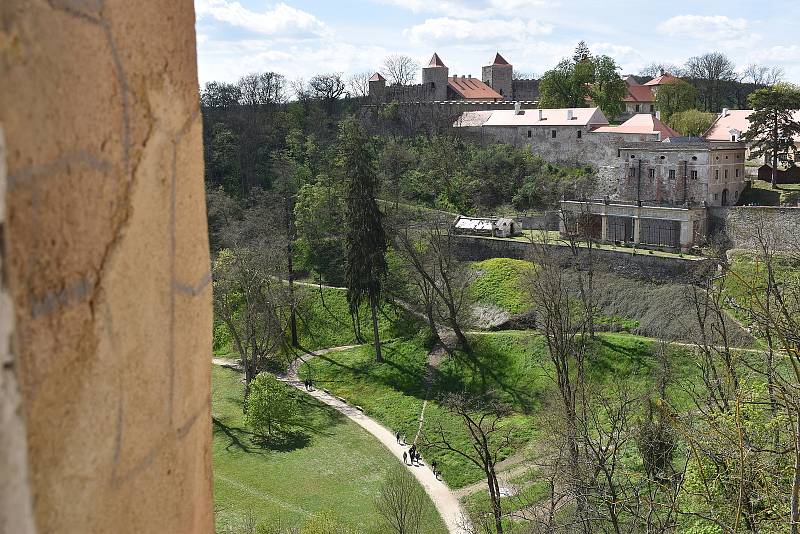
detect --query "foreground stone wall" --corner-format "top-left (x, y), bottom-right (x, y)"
top-left (0, 1), bottom-right (213, 532)
top-left (710, 206), bottom-right (800, 252)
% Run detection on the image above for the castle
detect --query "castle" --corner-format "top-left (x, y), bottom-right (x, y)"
top-left (369, 52), bottom-right (539, 104)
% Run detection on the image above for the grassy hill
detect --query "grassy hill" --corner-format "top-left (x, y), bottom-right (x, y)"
top-left (212, 365), bottom-right (447, 534)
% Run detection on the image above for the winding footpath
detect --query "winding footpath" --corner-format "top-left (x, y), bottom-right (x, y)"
top-left (213, 345), bottom-right (471, 534)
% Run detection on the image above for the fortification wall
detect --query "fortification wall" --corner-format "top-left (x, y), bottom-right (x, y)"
top-left (512, 79), bottom-right (540, 101)
top-left (0, 1), bottom-right (213, 532)
top-left (454, 235), bottom-right (710, 281)
top-left (709, 206), bottom-right (800, 251)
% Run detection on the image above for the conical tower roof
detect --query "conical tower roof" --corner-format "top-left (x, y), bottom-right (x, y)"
top-left (369, 72), bottom-right (386, 82)
top-left (490, 52), bottom-right (510, 66)
top-left (427, 53), bottom-right (447, 68)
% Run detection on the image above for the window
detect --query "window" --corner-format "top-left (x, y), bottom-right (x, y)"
top-left (650, 104), bottom-right (655, 112)
top-left (715, 169), bottom-right (719, 180)
top-left (714, 193), bottom-right (718, 200)
top-left (691, 170), bottom-right (698, 180)
top-left (527, 130), bottom-right (531, 138)
top-left (551, 130), bottom-right (556, 138)
top-left (629, 167), bottom-right (636, 178)
top-left (725, 169), bottom-right (728, 179)
top-left (617, 149), bottom-right (621, 157)
top-left (635, 104), bottom-right (640, 112)
top-left (669, 169), bottom-right (676, 179)
top-left (577, 130), bottom-right (582, 139)
top-left (731, 134), bottom-right (737, 142)
top-left (648, 168), bottom-right (655, 178)
top-left (735, 168), bottom-right (740, 178)
top-left (735, 190), bottom-right (739, 199)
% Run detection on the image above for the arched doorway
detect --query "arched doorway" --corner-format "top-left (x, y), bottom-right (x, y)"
top-left (721, 188), bottom-right (728, 206)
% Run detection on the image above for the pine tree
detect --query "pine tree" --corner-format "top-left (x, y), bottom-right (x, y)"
top-left (742, 84), bottom-right (800, 187)
top-left (337, 118), bottom-right (387, 362)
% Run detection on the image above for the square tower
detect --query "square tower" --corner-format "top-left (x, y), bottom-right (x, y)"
top-left (421, 53), bottom-right (449, 101)
top-left (482, 53), bottom-right (513, 100)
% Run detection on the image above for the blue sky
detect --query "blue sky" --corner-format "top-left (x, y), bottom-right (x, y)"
top-left (195, 0), bottom-right (800, 89)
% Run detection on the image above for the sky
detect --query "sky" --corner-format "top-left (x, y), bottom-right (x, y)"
top-left (194, 0), bottom-right (800, 89)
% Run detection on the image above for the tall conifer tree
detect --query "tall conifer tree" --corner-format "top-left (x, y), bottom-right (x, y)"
top-left (337, 118), bottom-right (387, 362)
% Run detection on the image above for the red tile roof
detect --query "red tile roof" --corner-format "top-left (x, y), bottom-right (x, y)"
top-left (624, 85), bottom-right (654, 102)
top-left (369, 72), bottom-right (385, 82)
top-left (593, 113), bottom-right (679, 139)
top-left (490, 53), bottom-right (510, 66)
top-left (427, 53), bottom-right (447, 68)
top-left (447, 76), bottom-right (502, 100)
top-left (644, 73), bottom-right (681, 86)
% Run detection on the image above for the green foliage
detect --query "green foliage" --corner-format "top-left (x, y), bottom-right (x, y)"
top-left (212, 367), bottom-right (447, 534)
top-left (469, 258), bottom-right (534, 314)
top-left (337, 118), bottom-right (387, 316)
top-left (654, 80), bottom-right (699, 122)
top-left (668, 109), bottom-right (716, 136)
top-left (294, 181), bottom-right (346, 285)
top-left (539, 44), bottom-right (626, 119)
top-left (245, 373), bottom-right (300, 437)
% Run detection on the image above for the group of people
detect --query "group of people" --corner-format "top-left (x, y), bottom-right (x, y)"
top-left (303, 378), bottom-right (314, 391)
top-left (395, 431), bottom-right (441, 480)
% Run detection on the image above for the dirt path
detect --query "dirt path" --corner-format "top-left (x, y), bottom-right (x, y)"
top-left (213, 346), bottom-right (471, 534)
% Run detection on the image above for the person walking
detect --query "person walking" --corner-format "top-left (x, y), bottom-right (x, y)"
top-left (396, 431), bottom-right (401, 444)
top-left (402, 451), bottom-right (407, 465)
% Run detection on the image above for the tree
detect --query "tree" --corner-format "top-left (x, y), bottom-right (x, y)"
top-left (742, 64), bottom-right (784, 87)
top-left (339, 118), bottom-right (387, 362)
top-left (572, 41), bottom-right (592, 62)
top-left (213, 247), bottom-right (293, 401)
top-left (668, 109), bottom-right (716, 137)
top-left (237, 72), bottom-right (287, 107)
top-left (742, 83), bottom-right (800, 187)
top-left (207, 122), bottom-right (242, 195)
top-left (201, 81), bottom-right (242, 108)
top-left (374, 467), bottom-right (427, 534)
top-left (309, 73), bottom-right (345, 116)
top-left (639, 62), bottom-right (683, 78)
top-left (383, 54), bottom-right (419, 86)
top-left (685, 52), bottom-right (736, 111)
top-left (244, 373), bottom-right (299, 438)
top-left (654, 80), bottom-right (698, 122)
top-left (587, 55), bottom-right (627, 119)
top-left (294, 180), bottom-right (346, 286)
top-left (538, 47), bottom-right (625, 119)
top-left (422, 393), bottom-right (518, 534)
top-left (346, 71), bottom-right (371, 98)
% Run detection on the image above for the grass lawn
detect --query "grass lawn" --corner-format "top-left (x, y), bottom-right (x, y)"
top-left (212, 365), bottom-right (447, 534)
top-left (470, 258), bottom-right (534, 314)
top-left (299, 331), bottom-right (699, 490)
top-left (741, 179), bottom-right (800, 206)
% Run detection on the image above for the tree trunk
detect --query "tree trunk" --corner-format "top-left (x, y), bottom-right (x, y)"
top-left (772, 112), bottom-right (779, 188)
top-left (792, 410), bottom-right (800, 534)
top-left (371, 296), bottom-right (383, 363)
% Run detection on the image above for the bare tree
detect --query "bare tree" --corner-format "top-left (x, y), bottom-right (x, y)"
top-left (347, 71), bottom-right (372, 98)
top-left (309, 73), bottom-right (345, 116)
top-left (383, 54), bottom-right (420, 86)
top-left (374, 467), bottom-right (427, 534)
top-left (742, 64), bottom-right (784, 87)
top-left (639, 62), bottom-right (683, 78)
top-left (390, 212), bottom-right (474, 355)
top-left (237, 72), bottom-right (286, 107)
top-left (684, 52), bottom-right (737, 111)
top-left (422, 393), bottom-right (517, 534)
top-left (512, 70), bottom-right (537, 80)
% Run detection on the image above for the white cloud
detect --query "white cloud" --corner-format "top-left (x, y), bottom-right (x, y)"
top-left (405, 17), bottom-right (552, 44)
top-left (657, 15), bottom-right (757, 48)
top-left (195, 1), bottom-right (330, 37)
top-left (375, 0), bottom-right (553, 19)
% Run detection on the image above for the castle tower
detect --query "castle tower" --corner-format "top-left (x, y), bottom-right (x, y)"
top-left (368, 72), bottom-right (386, 101)
top-left (482, 53), bottom-right (513, 100)
top-left (421, 53), bottom-right (449, 101)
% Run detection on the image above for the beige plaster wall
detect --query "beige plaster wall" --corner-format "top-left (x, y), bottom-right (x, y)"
top-left (0, 1), bottom-right (213, 532)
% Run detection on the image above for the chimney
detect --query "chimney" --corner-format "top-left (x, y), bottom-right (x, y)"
top-left (567, 109), bottom-right (574, 121)
top-left (721, 107), bottom-right (729, 117)
top-left (468, 74), bottom-right (472, 78)
top-left (514, 102), bottom-right (522, 115)
top-left (660, 67), bottom-right (665, 76)
top-left (538, 108), bottom-right (544, 121)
